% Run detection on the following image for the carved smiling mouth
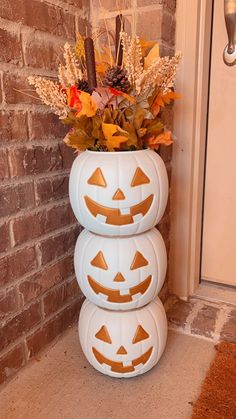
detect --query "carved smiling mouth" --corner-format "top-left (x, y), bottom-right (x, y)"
top-left (84, 194), bottom-right (154, 225)
top-left (88, 275), bottom-right (152, 303)
top-left (92, 347), bottom-right (153, 373)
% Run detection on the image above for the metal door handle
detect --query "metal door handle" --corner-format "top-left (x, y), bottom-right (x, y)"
top-left (223, 0), bottom-right (236, 66)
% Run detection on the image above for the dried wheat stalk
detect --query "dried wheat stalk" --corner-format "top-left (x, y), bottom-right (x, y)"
top-left (58, 43), bottom-right (83, 87)
top-left (28, 76), bottom-right (68, 118)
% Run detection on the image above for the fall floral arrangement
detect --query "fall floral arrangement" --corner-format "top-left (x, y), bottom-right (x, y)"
top-left (29, 15), bottom-right (181, 152)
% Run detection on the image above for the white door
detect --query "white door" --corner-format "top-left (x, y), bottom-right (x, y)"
top-left (201, 0), bottom-right (236, 287)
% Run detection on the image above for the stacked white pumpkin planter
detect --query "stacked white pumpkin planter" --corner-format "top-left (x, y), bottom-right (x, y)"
top-left (69, 149), bottom-right (168, 378)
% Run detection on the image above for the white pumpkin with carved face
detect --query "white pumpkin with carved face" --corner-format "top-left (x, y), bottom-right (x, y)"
top-left (69, 149), bottom-right (168, 236)
top-left (74, 228), bottom-right (167, 310)
top-left (79, 298), bottom-right (167, 378)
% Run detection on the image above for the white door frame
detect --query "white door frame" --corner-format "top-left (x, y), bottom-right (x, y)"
top-left (169, 0), bottom-right (213, 300)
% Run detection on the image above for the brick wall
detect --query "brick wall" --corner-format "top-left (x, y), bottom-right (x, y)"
top-left (90, 0), bottom-right (176, 300)
top-left (0, 0), bottom-right (176, 386)
top-left (0, 0), bottom-right (89, 386)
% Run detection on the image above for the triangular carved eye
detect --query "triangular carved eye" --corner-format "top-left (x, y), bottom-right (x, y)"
top-left (91, 251), bottom-right (108, 270)
top-left (87, 168), bottom-right (107, 187)
top-left (131, 167), bottom-right (150, 187)
top-left (130, 251), bottom-right (149, 270)
top-left (132, 325), bottom-right (149, 344)
top-left (95, 325), bottom-right (112, 344)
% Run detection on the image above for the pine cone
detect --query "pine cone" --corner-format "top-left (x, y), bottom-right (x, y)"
top-left (77, 79), bottom-right (91, 94)
top-left (104, 66), bottom-right (131, 92)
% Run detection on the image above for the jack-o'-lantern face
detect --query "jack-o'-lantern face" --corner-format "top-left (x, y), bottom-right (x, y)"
top-left (74, 229), bottom-right (167, 310)
top-left (79, 298), bottom-right (168, 378)
top-left (93, 324), bottom-right (153, 374)
top-left (85, 166), bottom-right (153, 226)
top-left (87, 249), bottom-right (151, 304)
top-left (69, 150), bottom-right (168, 236)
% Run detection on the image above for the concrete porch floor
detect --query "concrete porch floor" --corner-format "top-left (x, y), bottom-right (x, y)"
top-left (0, 328), bottom-right (214, 419)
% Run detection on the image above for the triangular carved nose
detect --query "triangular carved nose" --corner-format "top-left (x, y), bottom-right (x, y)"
top-left (112, 188), bottom-right (126, 200)
top-left (116, 345), bottom-right (128, 355)
top-left (113, 272), bottom-right (126, 282)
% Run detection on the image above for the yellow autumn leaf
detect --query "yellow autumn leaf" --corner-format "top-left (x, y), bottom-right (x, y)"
top-left (102, 122), bottom-right (129, 151)
top-left (144, 43), bottom-right (160, 69)
top-left (76, 92), bottom-right (97, 118)
top-left (75, 32), bottom-right (85, 59)
top-left (140, 39), bottom-right (156, 56)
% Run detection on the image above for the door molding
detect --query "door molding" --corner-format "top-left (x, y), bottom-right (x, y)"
top-left (169, 0), bottom-right (213, 299)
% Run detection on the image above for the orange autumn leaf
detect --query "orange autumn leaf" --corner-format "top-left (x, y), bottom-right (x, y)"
top-left (151, 91), bottom-right (181, 116)
top-left (76, 91), bottom-right (97, 118)
top-left (146, 131), bottom-right (173, 150)
top-left (102, 122), bottom-right (128, 151)
top-left (67, 86), bottom-right (82, 112)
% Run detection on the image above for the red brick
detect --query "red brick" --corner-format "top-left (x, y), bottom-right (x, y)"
top-left (59, 142), bottom-right (76, 169)
top-left (0, 149), bottom-right (9, 180)
top-left (191, 305), bottom-right (220, 338)
top-left (162, 12), bottom-right (175, 46)
top-left (43, 278), bottom-right (79, 317)
top-left (166, 163), bottom-right (172, 184)
top-left (137, 9), bottom-right (162, 40)
top-left (35, 174), bottom-right (69, 206)
top-left (220, 309), bottom-right (236, 343)
top-left (0, 111), bottom-right (28, 142)
top-left (0, 182), bottom-right (35, 218)
top-left (64, 277), bottom-right (80, 302)
top-left (0, 0), bottom-right (75, 39)
top-left (0, 247), bottom-right (38, 287)
top-left (160, 108), bottom-right (174, 130)
top-left (3, 72), bottom-right (40, 105)
top-left (0, 72), bottom-right (3, 103)
top-left (26, 299), bottom-right (82, 358)
top-left (19, 254), bottom-right (74, 304)
top-left (12, 203), bottom-right (76, 246)
top-left (0, 288), bottom-right (19, 321)
top-left (43, 284), bottom-right (64, 317)
top-left (0, 344), bottom-right (25, 385)
top-left (39, 226), bottom-right (80, 265)
top-left (0, 301), bottom-right (41, 352)
top-left (159, 44), bottom-right (175, 58)
top-left (0, 222), bottom-right (11, 253)
top-left (159, 144), bottom-right (173, 163)
top-left (0, 28), bottom-right (23, 65)
top-left (28, 112), bottom-right (67, 141)
top-left (63, 0), bottom-right (83, 5)
top-left (157, 216), bottom-right (170, 241)
top-left (23, 36), bottom-right (64, 71)
top-left (92, 0), bottom-right (131, 9)
top-left (164, 237), bottom-right (170, 256)
top-left (8, 145), bottom-right (62, 177)
top-left (162, 195), bottom-right (170, 219)
top-left (167, 299), bottom-right (194, 327)
top-left (137, 0), bottom-right (176, 11)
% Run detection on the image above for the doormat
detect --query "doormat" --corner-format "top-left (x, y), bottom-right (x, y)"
top-left (191, 341), bottom-right (236, 418)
